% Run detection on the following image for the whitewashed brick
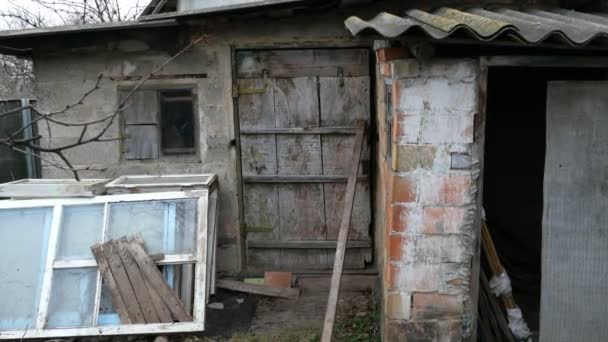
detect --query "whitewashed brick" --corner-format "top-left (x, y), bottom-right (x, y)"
top-left (420, 115), bottom-right (474, 144)
top-left (415, 235), bottom-right (469, 263)
top-left (386, 292), bottom-right (412, 320)
top-left (395, 78), bottom-right (477, 115)
top-left (394, 263), bottom-right (440, 292)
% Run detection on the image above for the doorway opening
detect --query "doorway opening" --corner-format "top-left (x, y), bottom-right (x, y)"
top-left (482, 66), bottom-right (606, 339)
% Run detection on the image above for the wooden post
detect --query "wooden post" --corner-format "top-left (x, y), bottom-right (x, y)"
top-left (321, 121), bottom-right (366, 342)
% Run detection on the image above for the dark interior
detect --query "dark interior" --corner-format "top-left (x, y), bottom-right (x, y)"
top-left (483, 67), bottom-right (606, 334)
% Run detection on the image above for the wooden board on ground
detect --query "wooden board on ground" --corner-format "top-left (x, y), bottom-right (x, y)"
top-left (217, 279), bottom-right (300, 300)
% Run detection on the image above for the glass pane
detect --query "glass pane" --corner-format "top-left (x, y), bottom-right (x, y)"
top-left (0, 207), bottom-right (52, 330)
top-left (98, 281), bottom-right (120, 326)
top-left (46, 268), bottom-right (97, 328)
top-left (56, 205), bottom-right (104, 260)
top-left (107, 199), bottom-right (197, 254)
top-left (160, 89), bottom-right (195, 154)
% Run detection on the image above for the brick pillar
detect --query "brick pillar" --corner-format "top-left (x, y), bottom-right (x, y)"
top-left (380, 58), bottom-right (480, 342)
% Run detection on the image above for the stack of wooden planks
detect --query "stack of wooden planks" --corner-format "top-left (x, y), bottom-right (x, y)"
top-left (91, 235), bottom-right (193, 324)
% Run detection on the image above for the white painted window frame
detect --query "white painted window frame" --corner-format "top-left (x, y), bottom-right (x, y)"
top-left (0, 190), bottom-right (211, 339)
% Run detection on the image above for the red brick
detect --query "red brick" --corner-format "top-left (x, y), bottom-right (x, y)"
top-left (376, 47), bottom-right (409, 63)
top-left (391, 174), bottom-right (417, 203)
top-left (422, 206), bottom-right (467, 234)
top-left (392, 205), bottom-right (416, 233)
top-left (264, 272), bottom-right (292, 288)
top-left (389, 234), bottom-right (407, 261)
top-left (420, 174), bottom-right (472, 205)
top-left (412, 293), bottom-right (463, 319)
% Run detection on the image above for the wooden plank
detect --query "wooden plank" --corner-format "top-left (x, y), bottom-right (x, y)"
top-left (486, 56), bottom-right (608, 68)
top-left (541, 81), bottom-right (608, 342)
top-left (236, 49), bottom-right (370, 78)
top-left (243, 175), bottom-right (368, 184)
top-left (278, 184), bottom-right (325, 241)
top-left (124, 125), bottom-right (160, 160)
top-left (120, 90), bottom-right (159, 125)
top-left (126, 238), bottom-right (193, 322)
top-left (237, 78), bottom-right (275, 130)
top-left (113, 239), bottom-right (161, 323)
top-left (101, 241), bottom-right (146, 324)
top-left (90, 243), bottom-right (132, 324)
top-left (321, 121), bottom-right (365, 342)
top-left (248, 240), bottom-right (372, 249)
top-left (241, 135), bottom-right (277, 176)
top-left (240, 127), bottom-right (357, 135)
top-left (319, 77), bottom-right (370, 127)
top-left (0, 179), bottom-right (108, 198)
top-left (216, 279), bottom-right (300, 300)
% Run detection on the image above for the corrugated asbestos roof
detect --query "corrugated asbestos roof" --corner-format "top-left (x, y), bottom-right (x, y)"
top-left (345, 8), bottom-right (608, 46)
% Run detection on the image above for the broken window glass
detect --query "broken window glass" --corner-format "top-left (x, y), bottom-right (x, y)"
top-left (46, 268), bottom-right (98, 328)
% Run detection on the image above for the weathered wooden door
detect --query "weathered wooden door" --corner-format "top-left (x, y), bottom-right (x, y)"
top-left (236, 49), bottom-right (371, 270)
top-left (541, 81), bottom-right (608, 342)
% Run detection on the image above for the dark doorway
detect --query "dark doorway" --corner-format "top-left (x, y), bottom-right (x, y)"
top-left (483, 67), bottom-right (606, 338)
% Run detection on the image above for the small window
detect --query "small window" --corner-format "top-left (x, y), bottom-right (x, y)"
top-left (121, 88), bottom-right (196, 160)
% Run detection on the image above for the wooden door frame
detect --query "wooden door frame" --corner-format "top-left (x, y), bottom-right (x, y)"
top-left (231, 44), bottom-right (376, 272)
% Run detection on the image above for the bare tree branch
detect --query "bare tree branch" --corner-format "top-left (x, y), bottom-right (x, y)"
top-left (0, 34), bottom-right (209, 180)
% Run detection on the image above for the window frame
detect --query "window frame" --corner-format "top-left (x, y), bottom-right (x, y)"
top-left (0, 190), bottom-right (211, 339)
top-left (119, 85), bottom-right (199, 160)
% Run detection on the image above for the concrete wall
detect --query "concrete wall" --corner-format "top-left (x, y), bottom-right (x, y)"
top-left (32, 10), bottom-right (374, 274)
top-left (376, 50), bottom-right (482, 341)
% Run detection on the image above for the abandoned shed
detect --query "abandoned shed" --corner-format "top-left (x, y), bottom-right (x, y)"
top-left (1, 0), bottom-right (608, 340)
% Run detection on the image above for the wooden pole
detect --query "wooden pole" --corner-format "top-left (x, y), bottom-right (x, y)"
top-left (321, 121), bottom-right (366, 342)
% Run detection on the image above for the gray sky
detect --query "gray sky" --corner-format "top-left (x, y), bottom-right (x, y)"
top-left (0, 0), bottom-right (145, 29)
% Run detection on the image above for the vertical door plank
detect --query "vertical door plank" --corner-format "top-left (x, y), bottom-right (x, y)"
top-left (239, 78), bottom-right (282, 269)
top-left (320, 77), bottom-right (372, 269)
top-left (541, 81), bottom-right (608, 342)
top-left (274, 77), bottom-right (327, 268)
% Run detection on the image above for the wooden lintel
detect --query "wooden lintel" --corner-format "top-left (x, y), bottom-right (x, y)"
top-left (240, 127), bottom-right (357, 135)
top-left (248, 240), bottom-right (372, 249)
top-left (243, 175), bottom-right (368, 184)
top-left (216, 279), bottom-right (300, 300)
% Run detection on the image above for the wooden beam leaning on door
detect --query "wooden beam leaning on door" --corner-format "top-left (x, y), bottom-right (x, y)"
top-left (321, 120), bottom-right (366, 342)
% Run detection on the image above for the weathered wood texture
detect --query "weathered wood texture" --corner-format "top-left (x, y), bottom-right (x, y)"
top-left (91, 237), bottom-right (193, 325)
top-left (216, 279), bottom-right (300, 300)
top-left (237, 49), bottom-right (371, 271)
top-left (236, 49), bottom-right (369, 78)
top-left (541, 81), bottom-right (608, 342)
top-left (124, 125), bottom-right (160, 160)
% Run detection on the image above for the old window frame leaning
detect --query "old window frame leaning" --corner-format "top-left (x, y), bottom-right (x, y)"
top-left (0, 190), bottom-right (212, 339)
top-left (120, 86), bottom-right (199, 160)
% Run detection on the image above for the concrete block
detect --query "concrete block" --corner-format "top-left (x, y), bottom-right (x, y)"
top-left (386, 292), bottom-right (412, 320)
top-left (395, 78), bottom-right (477, 116)
top-left (394, 114), bottom-right (421, 144)
top-left (415, 235), bottom-right (468, 263)
top-left (388, 263), bottom-right (440, 292)
top-left (420, 59), bottom-right (477, 80)
top-left (450, 153), bottom-right (473, 170)
top-left (420, 115), bottom-right (474, 144)
top-left (420, 173), bottom-right (473, 205)
top-left (437, 319), bottom-right (464, 342)
top-left (412, 292), bottom-right (463, 319)
top-left (387, 320), bottom-right (438, 342)
top-left (393, 144), bottom-right (437, 172)
top-left (392, 59), bottom-right (421, 79)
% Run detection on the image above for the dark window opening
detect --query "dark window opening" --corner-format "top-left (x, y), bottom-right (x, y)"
top-left (160, 89), bottom-right (196, 155)
top-left (385, 83), bottom-right (393, 163)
